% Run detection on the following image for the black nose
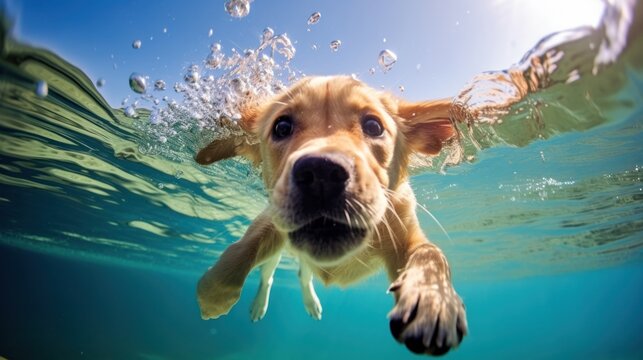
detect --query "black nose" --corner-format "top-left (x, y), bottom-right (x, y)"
top-left (292, 156), bottom-right (350, 199)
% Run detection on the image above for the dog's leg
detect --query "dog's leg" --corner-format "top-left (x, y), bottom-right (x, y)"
top-left (250, 253), bottom-right (281, 322)
top-left (197, 210), bottom-right (283, 320)
top-left (385, 242), bottom-right (468, 356)
top-left (298, 261), bottom-right (322, 320)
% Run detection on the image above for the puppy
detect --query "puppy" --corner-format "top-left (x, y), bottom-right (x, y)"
top-left (195, 76), bottom-right (467, 355)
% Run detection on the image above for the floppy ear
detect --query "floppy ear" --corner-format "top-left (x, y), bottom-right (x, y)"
top-left (195, 137), bottom-right (261, 165)
top-left (195, 107), bottom-right (262, 166)
top-left (397, 99), bottom-right (457, 155)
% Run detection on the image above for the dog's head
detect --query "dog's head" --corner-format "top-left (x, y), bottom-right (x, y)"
top-left (197, 76), bottom-right (455, 264)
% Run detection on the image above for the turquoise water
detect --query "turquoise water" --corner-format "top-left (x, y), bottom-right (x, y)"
top-left (1, 0), bottom-right (642, 359)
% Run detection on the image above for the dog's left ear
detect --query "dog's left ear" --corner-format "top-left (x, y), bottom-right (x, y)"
top-left (397, 99), bottom-right (457, 155)
top-left (195, 107), bottom-right (262, 165)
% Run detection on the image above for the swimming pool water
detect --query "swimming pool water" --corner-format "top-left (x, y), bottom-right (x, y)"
top-left (0, 1), bottom-right (641, 358)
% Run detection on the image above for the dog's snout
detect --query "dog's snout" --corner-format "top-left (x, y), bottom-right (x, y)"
top-left (292, 156), bottom-right (350, 198)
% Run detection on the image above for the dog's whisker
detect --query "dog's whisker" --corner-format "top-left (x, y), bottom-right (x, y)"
top-left (352, 200), bottom-right (373, 231)
top-left (416, 202), bottom-right (452, 242)
top-left (371, 215), bottom-right (384, 249)
top-left (343, 208), bottom-right (353, 228)
top-left (346, 200), bottom-right (364, 229)
top-left (384, 195), bottom-right (407, 234)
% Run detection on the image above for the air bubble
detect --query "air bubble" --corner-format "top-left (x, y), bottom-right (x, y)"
top-left (329, 40), bottom-right (342, 52)
top-left (262, 28), bottom-right (274, 44)
top-left (208, 28), bottom-right (214, 37)
top-left (96, 78), bottom-right (106, 87)
top-left (35, 80), bottom-right (48, 97)
top-left (149, 111), bottom-right (160, 124)
top-left (378, 49), bottom-right (397, 72)
top-left (224, 0), bottom-right (250, 18)
top-left (307, 12), bottom-right (321, 25)
top-left (184, 66), bottom-right (200, 84)
top-left (129, 73), bottom-right (147, 94)
top-left (124, 105), bottom-right (138, 118)
top-left (368, 67), bottom-right (376, 75)
top-left (154, 80), bottom-right (166, 91)
top-left (206, 52), bottom-right (224, 69)
top-left (398, 85), bottom-right (405, 92)
top-left (132, 40), bottom-right (142, 49)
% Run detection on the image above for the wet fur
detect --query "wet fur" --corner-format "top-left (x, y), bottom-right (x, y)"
top-left (195, 76), bottom-right (468, 355)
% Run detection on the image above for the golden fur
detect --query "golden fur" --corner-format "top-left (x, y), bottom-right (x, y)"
top-left (195, 76), bottom-right (467, 355)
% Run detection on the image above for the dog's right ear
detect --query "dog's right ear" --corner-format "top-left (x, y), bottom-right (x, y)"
top-left (195, 107), bottom-right (262, 166)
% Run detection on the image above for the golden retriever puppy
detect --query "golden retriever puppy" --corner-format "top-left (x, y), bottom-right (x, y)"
top-left (195, 76), bottom-right (467, 355)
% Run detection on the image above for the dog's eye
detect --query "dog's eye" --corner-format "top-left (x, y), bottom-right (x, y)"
top-left (272, 115), bottom-right (294, 140)
top-left (362, 115), bottom-right (384, 137)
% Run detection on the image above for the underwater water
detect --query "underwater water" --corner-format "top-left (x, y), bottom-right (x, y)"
top-left (1, 0), bottom-right (642, 359)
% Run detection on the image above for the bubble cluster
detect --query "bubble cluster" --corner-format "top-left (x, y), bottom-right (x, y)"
top-left (225, 0), bottom-right (251, 18)
top-left (378, 49), bottom-right (397, 72)
top-left (132, 28), bottom-right (299, 148)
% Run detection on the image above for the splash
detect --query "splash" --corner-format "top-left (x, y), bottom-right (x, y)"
top-left (443, 0), bottom-right (639, 170)
top-left (132, 28), bottom-right (297, 152)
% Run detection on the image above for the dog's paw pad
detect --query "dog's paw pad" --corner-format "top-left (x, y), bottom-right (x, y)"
top-left (388, 284), bottom-right (467, 355)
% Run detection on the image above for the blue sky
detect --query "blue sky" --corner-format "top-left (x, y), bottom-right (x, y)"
top-left (4, 0), bottom-right (604, 106)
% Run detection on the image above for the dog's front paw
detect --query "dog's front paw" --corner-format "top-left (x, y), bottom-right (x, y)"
top-left (197, 279), bottom-right (242, 320)
top-left (387, 273), bottom-right (468, 355)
